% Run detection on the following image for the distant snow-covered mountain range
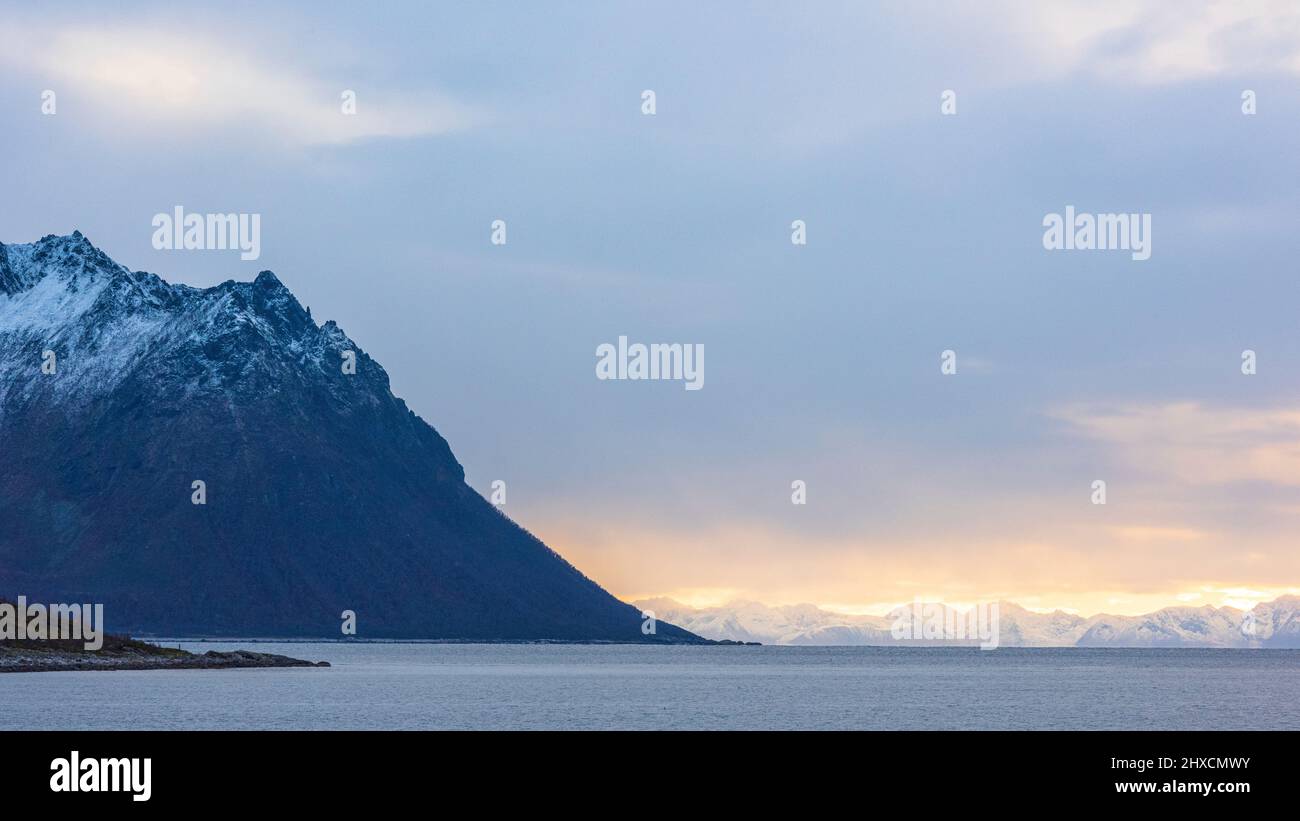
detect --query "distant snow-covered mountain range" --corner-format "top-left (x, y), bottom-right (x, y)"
top-left (632, 596), bottom-right (1300, 647)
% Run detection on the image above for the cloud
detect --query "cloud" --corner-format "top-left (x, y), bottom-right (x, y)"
top-left (537, 513), bottom-right (1300, 617)
top-left (2, 23), bottom-right (478, 145)
top-left (1054, 401), bottom-right (1300, 485)
top-left (898, 0), bottom-right (1300, 87)
top-left (998, 0), bottom-right (1300, 83)
top-left (1112, 525), bottom-right (1209, 542)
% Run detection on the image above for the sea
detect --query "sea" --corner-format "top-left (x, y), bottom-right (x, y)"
top-left (3, 643), bottom-right (1298, 730)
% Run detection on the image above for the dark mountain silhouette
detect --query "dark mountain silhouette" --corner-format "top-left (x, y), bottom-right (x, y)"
top-left (0, 232), bottom-right (703, 641)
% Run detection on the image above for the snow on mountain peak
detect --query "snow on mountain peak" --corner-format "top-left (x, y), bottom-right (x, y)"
top-left (634, 596), bottom-right (1300, 647)
top-left (0, 234), bottom-right (368, 414)
top-left (0, 231), bottom-right (127, 296)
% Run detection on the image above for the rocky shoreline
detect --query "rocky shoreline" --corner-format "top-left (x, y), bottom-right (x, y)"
top-left (0, 636), bottom-right (329, 673)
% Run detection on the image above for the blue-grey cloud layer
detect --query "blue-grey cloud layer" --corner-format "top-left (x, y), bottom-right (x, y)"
top-left (4, 0), bottom-right (1299, 609)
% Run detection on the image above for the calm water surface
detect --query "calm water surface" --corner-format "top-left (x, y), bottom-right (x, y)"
top-left (3, 644), bottom-right (1297, 730)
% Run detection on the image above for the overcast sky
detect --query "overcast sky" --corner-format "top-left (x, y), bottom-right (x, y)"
top-left (4, 0), bottom-right (1300, 615)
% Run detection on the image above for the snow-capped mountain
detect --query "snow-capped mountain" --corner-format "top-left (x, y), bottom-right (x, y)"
top-left (0, 232), bottom-right (703, 641)
top-left (0, 232), bottom-right (376, 417)
top-left (635, 598), bottom-right (890, 645)
top-left (634, 596), bottom-right (1300, 647)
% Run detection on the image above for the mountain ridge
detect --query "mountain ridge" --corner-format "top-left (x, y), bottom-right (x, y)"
top-left (635, 595), bottom-right (1300, 647)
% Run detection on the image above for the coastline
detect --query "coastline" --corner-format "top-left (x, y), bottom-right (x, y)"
top-left (0, 636), bottom-right (330, 674)
top-left (149, 637), bottom-right (761, 646)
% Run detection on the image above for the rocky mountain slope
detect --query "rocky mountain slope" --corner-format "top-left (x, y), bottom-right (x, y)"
top-left (0, 232), bottom-right (701, 641)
